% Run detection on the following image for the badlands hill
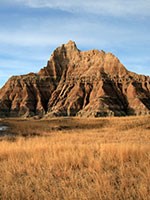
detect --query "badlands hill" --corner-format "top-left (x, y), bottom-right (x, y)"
top-left (0, 41), bottom-right (150, 117)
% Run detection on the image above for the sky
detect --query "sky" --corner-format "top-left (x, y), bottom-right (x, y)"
top-left (0, 0), bottom-right (150, 88)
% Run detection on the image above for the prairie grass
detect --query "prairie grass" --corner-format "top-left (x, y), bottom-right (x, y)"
top-left (0, 116), bottom-right (150, 200)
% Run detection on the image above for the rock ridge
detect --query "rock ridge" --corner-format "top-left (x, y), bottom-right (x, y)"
top-left (0, 41), bottom-right (150, 117)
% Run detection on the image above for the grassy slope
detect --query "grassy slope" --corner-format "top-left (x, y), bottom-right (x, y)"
top-left (0, 116), bottom-right (150, 200)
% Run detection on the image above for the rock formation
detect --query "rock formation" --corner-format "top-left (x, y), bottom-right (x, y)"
top-left (0, 40), bottom-right (150, 117)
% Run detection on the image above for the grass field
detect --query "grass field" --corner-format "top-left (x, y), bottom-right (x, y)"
top-left (0, 116), bottom-right (150, 200)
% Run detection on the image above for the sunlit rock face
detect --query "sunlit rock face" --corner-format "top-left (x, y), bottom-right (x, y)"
top-left (0, 41), bottom-right (150, 117)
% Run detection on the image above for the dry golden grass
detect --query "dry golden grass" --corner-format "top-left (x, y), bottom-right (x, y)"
top-left (0, 116), bottom-right (150, 200)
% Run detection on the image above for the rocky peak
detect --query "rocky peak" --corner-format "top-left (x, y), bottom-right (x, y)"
top-left (52, 40), bottom-right (79, 57)
top-left (64, 40), bottom-right (78, 50)
top-left (0, 41), bottom-right (150, 118)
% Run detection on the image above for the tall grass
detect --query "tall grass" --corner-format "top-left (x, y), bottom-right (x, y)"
top-left (0, 116), bottom-right (150, 200)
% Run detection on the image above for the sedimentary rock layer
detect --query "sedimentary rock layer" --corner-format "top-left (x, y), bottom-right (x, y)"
top-left (0, 41), bottom-right (150, 117)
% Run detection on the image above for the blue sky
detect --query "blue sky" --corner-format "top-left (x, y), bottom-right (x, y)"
top-left (0, 0), bottom-right (150, 88)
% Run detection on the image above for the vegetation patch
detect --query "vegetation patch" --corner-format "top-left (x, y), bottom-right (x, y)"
top-left (0, 116), bottom-right (150, 199)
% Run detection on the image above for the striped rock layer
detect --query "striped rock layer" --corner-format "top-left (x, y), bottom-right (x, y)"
top-left (0, 41), bottom-right (150, 117)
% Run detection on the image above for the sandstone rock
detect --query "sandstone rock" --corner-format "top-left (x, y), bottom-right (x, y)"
top-left (0, 41), bottom-right (150, 117)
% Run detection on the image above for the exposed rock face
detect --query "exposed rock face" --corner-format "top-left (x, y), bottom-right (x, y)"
top-left (0, 40), bottom-right (150, 117)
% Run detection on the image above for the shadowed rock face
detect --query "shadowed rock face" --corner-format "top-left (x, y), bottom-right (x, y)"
top-left (0, 40), bottom-right (150, 117)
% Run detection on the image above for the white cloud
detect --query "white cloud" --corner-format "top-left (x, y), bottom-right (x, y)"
top-left (0, 16), bottom-right (149, 49)
top-left (8, 0), bottom-right (150, 17)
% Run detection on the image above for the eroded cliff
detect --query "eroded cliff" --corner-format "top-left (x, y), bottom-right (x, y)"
top-left (0, 41), bottom-right (150, 117)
